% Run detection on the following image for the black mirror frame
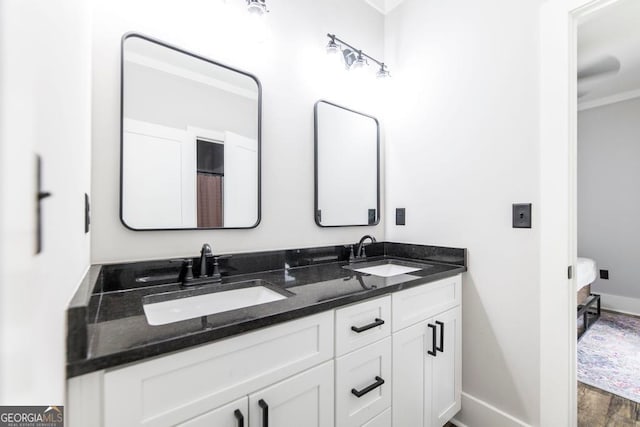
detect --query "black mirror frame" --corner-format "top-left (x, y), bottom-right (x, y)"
top-left (313, 100), bottom-right (381, 228)
top-left (119, 32), bottom-right (262, 231)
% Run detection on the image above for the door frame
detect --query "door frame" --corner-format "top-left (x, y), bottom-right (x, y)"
top-left (539, 0), bottom-right (622, 425)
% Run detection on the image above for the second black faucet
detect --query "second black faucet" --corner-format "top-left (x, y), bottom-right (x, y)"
top-left (351, 235), bottom-right (377, 263)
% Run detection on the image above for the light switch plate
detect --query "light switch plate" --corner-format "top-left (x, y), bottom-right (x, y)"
top-left (396, 208), bottom-right (405, 226)
top-left (85, 193), bottom-right (91, 233)
top-left (512, 203), bottom-right (532, 228)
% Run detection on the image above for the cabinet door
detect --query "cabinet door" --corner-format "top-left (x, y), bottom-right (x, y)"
top-left (178, 397), bottom-right (248, 427)
top-left (432, 306), bottom-right (461, 427)
top-left (392, 320), bottom-right (432, 427)
top-left (248, 360), bottom-right (334, 427)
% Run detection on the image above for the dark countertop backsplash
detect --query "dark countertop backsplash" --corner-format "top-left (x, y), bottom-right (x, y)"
top-left (67, 242), bottom-right (466, 378)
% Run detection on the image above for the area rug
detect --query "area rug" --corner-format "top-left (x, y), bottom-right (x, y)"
top-left (578, 311), bottom-right (640, 403)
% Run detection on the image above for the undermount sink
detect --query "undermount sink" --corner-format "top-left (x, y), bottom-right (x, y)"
top-left (143, 280), bottom-right (292, 326)
top-left (345, 259), bottom-right (433, 278)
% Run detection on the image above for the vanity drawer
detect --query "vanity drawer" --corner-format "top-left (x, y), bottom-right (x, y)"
top-left (392, 274), bottom-right (461, 332)
top-left (335, 296), bottom-right (391, 356)
top-left (335, 337), bottom-right (391, 427)
top-left (103, 311), bottom-right (333, 427)
top-left (362, 408), bottom-right (391, 427)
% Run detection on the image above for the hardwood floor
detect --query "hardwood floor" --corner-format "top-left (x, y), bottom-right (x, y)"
top-left (578, 382), bottom-right (640, 426)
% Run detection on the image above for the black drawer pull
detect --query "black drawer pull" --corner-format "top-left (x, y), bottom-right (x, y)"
top-left (351, 318), bottom-right (385, 333)
top-left (435, 320), bottom-right (444, 353)
top-left (351, 376), bottom-right (385, 398)
top-left (258, 399), bottom-right (268, 427)
top-left (427, 323), bottom-right (437, 356)
top-left (234, 409), bottom-right (244, 427)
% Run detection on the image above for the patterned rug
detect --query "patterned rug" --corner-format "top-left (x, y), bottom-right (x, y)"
top-left (578, 311), bottom-right (640, 403)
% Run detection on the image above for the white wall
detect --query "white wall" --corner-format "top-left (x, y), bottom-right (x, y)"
top-left (91, 0), bottom-right (386, 263)
top-left (578, 97), bottom-right (640, 300)
top-left (0, 0), bottom-right (92, 404)
top-left (384, 1), bottom-right (541, 425)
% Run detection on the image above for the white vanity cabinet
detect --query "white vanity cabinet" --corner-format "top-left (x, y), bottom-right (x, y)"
top-left (67, 274), bottom-right (462, 427)
top-left (392, 275), bottom-right (462, 427)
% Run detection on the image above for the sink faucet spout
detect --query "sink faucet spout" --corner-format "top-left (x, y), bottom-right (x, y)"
top-left (355, 235), bottom-right (377, 261)
top-left (200, 243), bottom-right (213, 277)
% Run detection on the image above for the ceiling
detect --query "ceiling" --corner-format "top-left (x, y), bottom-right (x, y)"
top-left (363, 0), bottom-right (405, 14)
top-left (578, 0), bottom-right (640, 107)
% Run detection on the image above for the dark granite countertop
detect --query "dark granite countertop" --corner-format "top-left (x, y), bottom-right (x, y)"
top-left (67, 242), bottom-right (466, 378)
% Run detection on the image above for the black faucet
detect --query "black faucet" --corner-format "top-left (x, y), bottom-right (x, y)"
top-left (355, 235), bottom-right (377, 261)
top-left (177, 243), bottom-right (222, 287)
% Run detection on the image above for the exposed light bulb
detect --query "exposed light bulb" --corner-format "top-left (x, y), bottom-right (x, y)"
top-left (326, 39), bottom-right (340, 56)
top-left (376, 65), bottom-right (390, 79)
top-left (350, 53), bottom-right (366, 71)
top-left (247, 0), bottom-right (267, 16)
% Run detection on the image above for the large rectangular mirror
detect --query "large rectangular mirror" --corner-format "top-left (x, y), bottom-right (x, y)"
top-left (314, 100), bottom-right (380, 227)
top-left (121, 33), bottom-right (261, 230)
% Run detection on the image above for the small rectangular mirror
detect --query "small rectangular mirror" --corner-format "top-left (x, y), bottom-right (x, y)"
top-left (314, 100), bottom-right (380, 227)
top-left (121, 33), bottom-right (261, 230)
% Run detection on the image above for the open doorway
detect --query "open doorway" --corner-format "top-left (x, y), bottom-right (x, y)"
top-left (575, 1), bottom-right (640, 424)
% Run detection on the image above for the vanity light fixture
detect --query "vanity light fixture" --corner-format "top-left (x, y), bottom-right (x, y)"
top-left (325, 33), bottom-right (390, 78)
top-left (246, 0), bottom-right (268, 16)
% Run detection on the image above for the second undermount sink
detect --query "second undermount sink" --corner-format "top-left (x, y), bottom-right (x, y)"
top-left (345, 259), bottom-right (433, 277)
top-left (143, 280), bottom-right (293, 326)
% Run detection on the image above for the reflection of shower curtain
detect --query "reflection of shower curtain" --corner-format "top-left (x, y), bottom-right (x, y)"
top-left (197, 174), bottom-right (223, 227)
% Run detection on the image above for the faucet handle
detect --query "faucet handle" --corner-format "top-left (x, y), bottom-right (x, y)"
top-left (346, 245), bottom-right (356, 263)
top-left (174, 259), bottom-right (194, 284)
top-left (210, 256), bottom-right (222, 282)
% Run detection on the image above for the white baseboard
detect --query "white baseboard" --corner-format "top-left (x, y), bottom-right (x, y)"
top-left (451, 418), bottom-right (470, 427)
top-left (451, 392), bottom-right (532, 427)
top-left (598, 292), bottom-right (640, 317)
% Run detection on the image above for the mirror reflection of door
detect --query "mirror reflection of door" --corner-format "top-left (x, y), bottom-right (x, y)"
top-left (196, 139), bottom-right (224, 228)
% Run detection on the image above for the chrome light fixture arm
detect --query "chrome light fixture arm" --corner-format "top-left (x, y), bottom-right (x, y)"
top-left (326, 33), bottom-right (390, 77)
